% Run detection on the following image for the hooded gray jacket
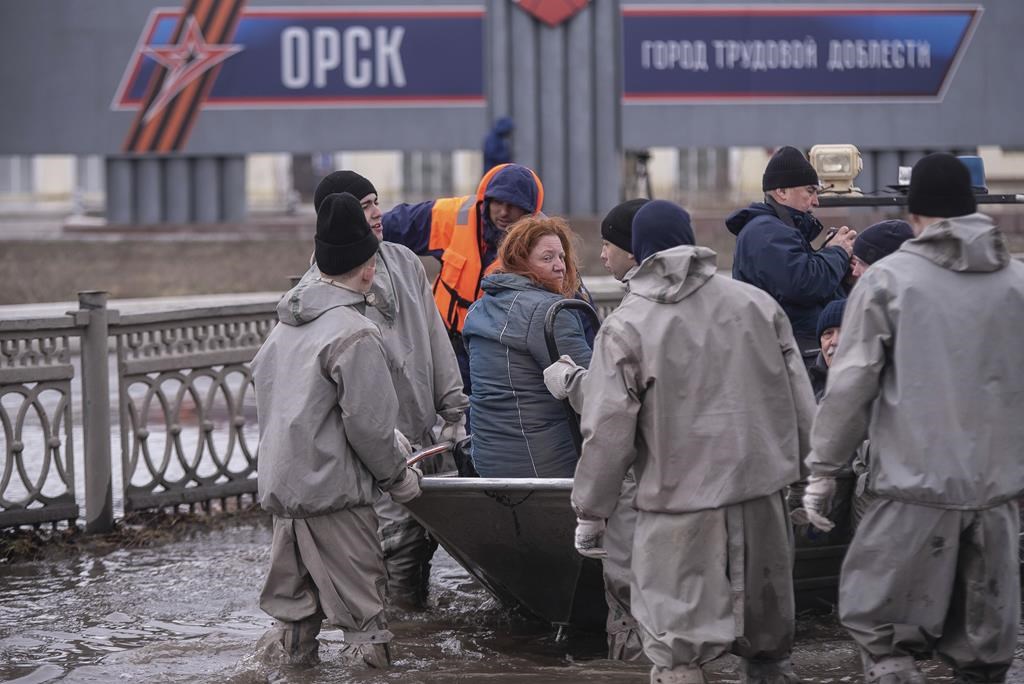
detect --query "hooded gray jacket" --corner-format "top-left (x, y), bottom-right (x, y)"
top-left (573, 246), bottom-right (815, 518)
top-left (253, 277), bottom-right (407, 518)
top-left (301, 242), bottom-right (468, 446)
top-left (364, 242), bottom-right (467, 444)
top-left (807, 213), bottom-right (1024, 509)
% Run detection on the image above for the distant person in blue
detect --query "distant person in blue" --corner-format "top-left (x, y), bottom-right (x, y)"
top-left (463, 215), bottom-right (592, 478)
top-left (482, 116), bottom-right (514, 172)
top-left (726, 146), bottom-right (857, 358)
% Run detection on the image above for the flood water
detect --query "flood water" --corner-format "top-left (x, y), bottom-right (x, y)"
top-left (2, 517), bottom-right (1023, 683)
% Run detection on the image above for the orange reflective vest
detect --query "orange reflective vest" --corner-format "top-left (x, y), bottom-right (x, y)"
top-left (429, 164), bottom-right (544, 333)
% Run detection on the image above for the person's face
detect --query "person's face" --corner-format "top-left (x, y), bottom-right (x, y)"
top-left (850, 254), bottom-right (869, 279)
top-left (528, 234), bottom-right (566, 289)
top-left (488, 199), bottom-right (529, 232)
top-left (359, 192), bottom-right (383, 239)
top-left (600, 240), bottom-right (637, 281)
top-left (820, 326), bottom-right (841, 368)
top-left (775, 185), bottom-right (820, 213)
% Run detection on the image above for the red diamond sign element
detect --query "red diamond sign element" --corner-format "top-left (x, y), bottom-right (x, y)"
top-left (515, 0), bottom-right (590, 27)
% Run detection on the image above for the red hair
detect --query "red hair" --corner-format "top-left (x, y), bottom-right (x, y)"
top-left (497, 216), bottom-right (580, 297)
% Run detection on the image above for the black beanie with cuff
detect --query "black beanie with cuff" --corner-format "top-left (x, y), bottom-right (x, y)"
top-left (314, 192), bottom-right (380, 276)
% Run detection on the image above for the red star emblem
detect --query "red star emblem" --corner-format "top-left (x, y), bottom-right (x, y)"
top-left (140, 16), bottom-right (242, 122)
top-left (515, 0), bottom-right (590, 27)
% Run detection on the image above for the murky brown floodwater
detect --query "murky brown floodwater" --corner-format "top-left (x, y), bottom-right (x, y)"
top-left (2, 517), bottom-right (1022, 683)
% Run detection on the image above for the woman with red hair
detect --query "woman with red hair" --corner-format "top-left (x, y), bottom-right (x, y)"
top-left (462, 216), bottom-right (592, 477)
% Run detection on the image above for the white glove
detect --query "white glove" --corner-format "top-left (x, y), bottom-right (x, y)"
top-left (394, 429), bottom-right (413, 459)
top-left (438, 416), bottom-right (467, 445)
top-left (388, 466), bottom-right (422, 504)
top-left (574, 517), bottom-right (608, 559)
top-left (791, 475), bottom-right (837, 532)
top-left (544, 355), bottom-right (583, 401)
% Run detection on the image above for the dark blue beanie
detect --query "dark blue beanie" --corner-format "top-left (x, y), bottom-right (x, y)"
top-left (631, 200), bottom-right (695, 263)
top-left (853, 220), bottom-right (914, 265)
top-left (816, 299), bottom-right (847, 340)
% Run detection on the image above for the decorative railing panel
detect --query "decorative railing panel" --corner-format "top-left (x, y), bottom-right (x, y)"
top-left (0, 283), bottom-right (626, 530)
top-left (0, 322), bottom-right (79, 527)
top-left (114, 308), bottom-right (275, 512)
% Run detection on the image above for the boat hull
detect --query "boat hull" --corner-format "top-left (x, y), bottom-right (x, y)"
top-left (405, 477), bottom-right (850, 630)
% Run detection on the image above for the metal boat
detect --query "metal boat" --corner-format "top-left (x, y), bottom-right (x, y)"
top-left (404, 475), bottom-right (852, 630)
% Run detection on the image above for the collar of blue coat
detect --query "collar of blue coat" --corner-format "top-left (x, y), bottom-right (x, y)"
top-left (480, 272), bottom-right (550, 295)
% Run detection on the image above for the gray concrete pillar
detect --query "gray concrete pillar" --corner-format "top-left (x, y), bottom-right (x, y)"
top-left (136, 157), bottom-right (163, 225)
top-left (78, 291), bottom-right (114, 534)
top-left (105, 157), bottom-right (134, 224)
top-left (538, 25), bottom-right (567, 213)
top-left (593, 0), bottom-right (622, 212)
top-left (567, 2), bottom-right (596, 215)
top-left (164, 156), bottom-right (192, 223)
top-left (509, 7), bottom-right (539, 174)
top-left (221, 155), bottom-right (247, 222)
top-left (193, 156), bottom-right (221, 223)
top-left (487, 0), bottom-right (511, 123)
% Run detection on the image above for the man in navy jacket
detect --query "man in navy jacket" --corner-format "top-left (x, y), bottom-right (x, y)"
top-left (726, 147), bottom-right (856, 356)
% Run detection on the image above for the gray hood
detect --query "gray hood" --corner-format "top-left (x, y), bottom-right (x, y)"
top-left (626, 245), bottom-right (718, 304)
top-left (276, 276), bottom-right (369, 326)
top-left (901, 213), bottom-right (1009, 273)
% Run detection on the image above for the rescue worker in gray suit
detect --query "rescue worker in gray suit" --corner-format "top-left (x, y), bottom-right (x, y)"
top-left (801, 153), bottom-right (1024, 684)
top-left (309, 171), bottom-right (468, 610)
top-left (571, 200), bottom-right (816, 684)
top-left (253, 192), bottom-right (423, 668)
top-left (545, 198), bottom-right (649, 661)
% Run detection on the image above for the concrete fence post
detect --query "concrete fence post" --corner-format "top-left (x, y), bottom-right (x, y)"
top-left (78, 291), bottom-right (114, 533)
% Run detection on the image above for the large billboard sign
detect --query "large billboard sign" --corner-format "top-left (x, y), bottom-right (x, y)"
top-left (622, 4), bottom-right (983, 103)
top-left (113, 4), bottom-right (484, 152)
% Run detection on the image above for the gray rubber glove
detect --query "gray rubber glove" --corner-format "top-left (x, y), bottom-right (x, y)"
top-left (438, 416), bottom-right (466, 445)
top-left (792, 474), bottom-right (837, 532)
top-left (388, 466), bottom-right (422, 504)
top-left (574, 517), bottom-right (608, 559)
top-left (543, 355), bottom-right (583, 400)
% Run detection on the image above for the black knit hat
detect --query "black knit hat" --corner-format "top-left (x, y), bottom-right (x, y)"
top-left (907, 153), bottom-right (977, 218)
top-left (601, 199), bottom-right (649, 253)
top-left (313, 171), bottom-right (377, 213)
top-left (315, 193), bottom-right (380, 276)
top-left (853, 220), bottom-right (914, 265)
top-left (816, 298), bottom-right (846, 340)
top-left (762, 146), bottom-right (819, 192)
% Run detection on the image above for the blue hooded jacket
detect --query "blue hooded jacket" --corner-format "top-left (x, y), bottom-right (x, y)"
top-left (726, 200), bottom-right (848, 345)
top-left (463, 273), bottom-right (592, 477)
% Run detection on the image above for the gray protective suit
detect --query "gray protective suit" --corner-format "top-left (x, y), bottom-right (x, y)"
top-left (807, 213), bottom-right (1024, 684)
top-left (303, 241), bottom-right (468, 608)
top-left (572, 245), bottom-right (815, 684)
top-left (252, 276), bottom-right (410, 665)
top-left (561, 267), bottom-right (645, 662)
top-left (363, 242), bottom-right (466, 608)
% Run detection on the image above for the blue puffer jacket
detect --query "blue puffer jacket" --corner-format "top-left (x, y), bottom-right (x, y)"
top-left (463, 273), bottom-right (592, 477)
top-left (726, 201), bottom-right (848, 345)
